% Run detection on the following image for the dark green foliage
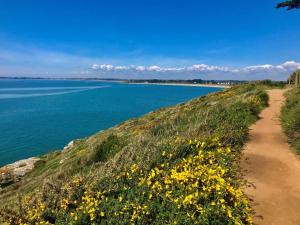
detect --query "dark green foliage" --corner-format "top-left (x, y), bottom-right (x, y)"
top-left (256, 90), bottom-right (270, 107)
top-left (281, 88), bottom-right (300, 154)
top-left (91, 134), bottom-right (126, 162)
top-left (277, 0), bottom-right (300, 10)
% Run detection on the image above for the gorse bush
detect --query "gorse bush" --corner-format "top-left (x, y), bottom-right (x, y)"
top-left (0, 84), bottom-right (269, 224)
top-left (281, 88), bottom-right (300, 154)
top-left (1, 139), bottom-right (252, 225)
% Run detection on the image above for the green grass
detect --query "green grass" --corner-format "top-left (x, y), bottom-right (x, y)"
top-left (0, 83), bottom-right (269, 224)
top-left (281, 88), bottom-right (300, 154)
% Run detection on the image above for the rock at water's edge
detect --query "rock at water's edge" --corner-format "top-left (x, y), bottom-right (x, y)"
top-left (0, 157), bottom-right (41, 187)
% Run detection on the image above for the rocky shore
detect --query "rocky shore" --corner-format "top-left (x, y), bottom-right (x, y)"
top-left (0, 157), bottom-right (41, 187)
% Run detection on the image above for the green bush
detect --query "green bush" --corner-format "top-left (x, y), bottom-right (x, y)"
top-left (91, 134), bottom-right (126, 162)
top-left (281, 88), bottom-right (300, 154)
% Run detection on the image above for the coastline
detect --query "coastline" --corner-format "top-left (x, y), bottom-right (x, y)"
top-left (0, 83), bottom-right (266, 223)
top-left (0, 82), bottom-right (225, 171)
top-left (0, 77), bottom-right (231, 89)
top-left (0, 80), bottom-right (225, 168)
top-left (125, 82), bottom-right (231, 89)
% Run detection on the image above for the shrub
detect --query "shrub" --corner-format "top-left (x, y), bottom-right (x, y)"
top-left (91, 134), bottom-right (126, 163)
top-left (281, 88), bottom-right (300, 154)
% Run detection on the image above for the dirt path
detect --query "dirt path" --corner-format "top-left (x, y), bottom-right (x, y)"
top-left (242, 89), bottom-right (300, 225)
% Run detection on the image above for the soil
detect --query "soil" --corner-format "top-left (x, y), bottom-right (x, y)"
top-left (242, 89), bottom-right (300, 225)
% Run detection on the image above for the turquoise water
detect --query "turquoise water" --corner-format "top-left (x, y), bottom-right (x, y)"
top-left (0, 79), bottom-right (221, 166)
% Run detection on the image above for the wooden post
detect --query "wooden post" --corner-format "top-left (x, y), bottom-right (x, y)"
top-left (296, 71), bottom-right (300, 87)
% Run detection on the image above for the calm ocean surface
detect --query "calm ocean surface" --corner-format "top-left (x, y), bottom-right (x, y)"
top-left (0, 79), bottom-right (221, 166)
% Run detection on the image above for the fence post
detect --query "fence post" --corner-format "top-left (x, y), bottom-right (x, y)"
top-left (296, 71), bottom-right (300, 87)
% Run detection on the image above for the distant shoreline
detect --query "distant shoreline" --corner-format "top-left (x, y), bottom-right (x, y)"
top-left (0, 77), bottom-right (232, 88)
top-left (125, 82), bottom-right (230, 88)
top-left (0, 77), bottom-right (240, 88)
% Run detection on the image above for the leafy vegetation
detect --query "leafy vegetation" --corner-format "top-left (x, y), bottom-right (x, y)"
top-left (90, 134), bottom-right (127, 163)
top-left (277, 0), bottom-right (300, 10)
top-left (0, 84), bottom-right (269, 224)
top-left (281, 88), bottom-right (300, 154)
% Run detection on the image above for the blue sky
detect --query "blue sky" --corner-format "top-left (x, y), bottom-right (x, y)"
top-left (0, 0), bottom-right (299, 80)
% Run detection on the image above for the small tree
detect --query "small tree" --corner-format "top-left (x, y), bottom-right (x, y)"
top-left (288, 70), bottom-right (300, 87)
top-left (277, 0), bottom-right (300, 10)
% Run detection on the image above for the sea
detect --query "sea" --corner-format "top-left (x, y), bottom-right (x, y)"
top-left (0, 79), bottom-right (221, 166)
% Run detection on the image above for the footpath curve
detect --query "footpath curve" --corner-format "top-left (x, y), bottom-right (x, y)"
top-left (242, 89), bottom-right (300, 225)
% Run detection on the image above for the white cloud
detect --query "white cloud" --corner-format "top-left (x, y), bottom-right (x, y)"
top-left (243, 64), bottom-right (275, 72)
top-left (90, 63), bottom-right (230, 73)
top-left (187, 64), bottom-right (229, 72)
top-left (0, 38), bottom-right (298, 81)
top-left (147, 65), bottom-right (162, 72)
top-left (0, 40), bottom-right (298, 80)
top-left (135, 66), bottom-right (145, 71)
top-left (114, 66), bottom-right (129, 70)
top-left (91, 64), bottom-right (100, 70)
top-left (89, 61), bottom-right (300, 80)
top-left (1, 38), bottom-right (297, 81)
top-left (280, 61), bottom-right (300, 71)
top-left (241, 61), bottom-right (300, 73)
top-left (98, 64), bottom-right (114, 70)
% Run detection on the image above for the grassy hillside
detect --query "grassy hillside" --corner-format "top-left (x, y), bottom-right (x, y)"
top-left (281, 88), bottom-right (300, 154)
top-left (0, 84), bottom-right (269, 225)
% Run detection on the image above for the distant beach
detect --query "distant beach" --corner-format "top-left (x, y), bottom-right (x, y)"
top-left (127, 82), bottom-right (230, 89)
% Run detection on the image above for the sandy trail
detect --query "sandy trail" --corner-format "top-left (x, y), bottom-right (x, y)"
top-left (242, 89), bottom-right (300, 225)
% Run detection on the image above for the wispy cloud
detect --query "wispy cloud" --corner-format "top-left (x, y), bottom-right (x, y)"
top-left (0, 40), bottom-right (298, 80)
top-left (91, 61), bottom-right (300, 73)
top-left (89, 61), bottom-right (300, 80)
top-left (242, 61), bottom-right (300, 73)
